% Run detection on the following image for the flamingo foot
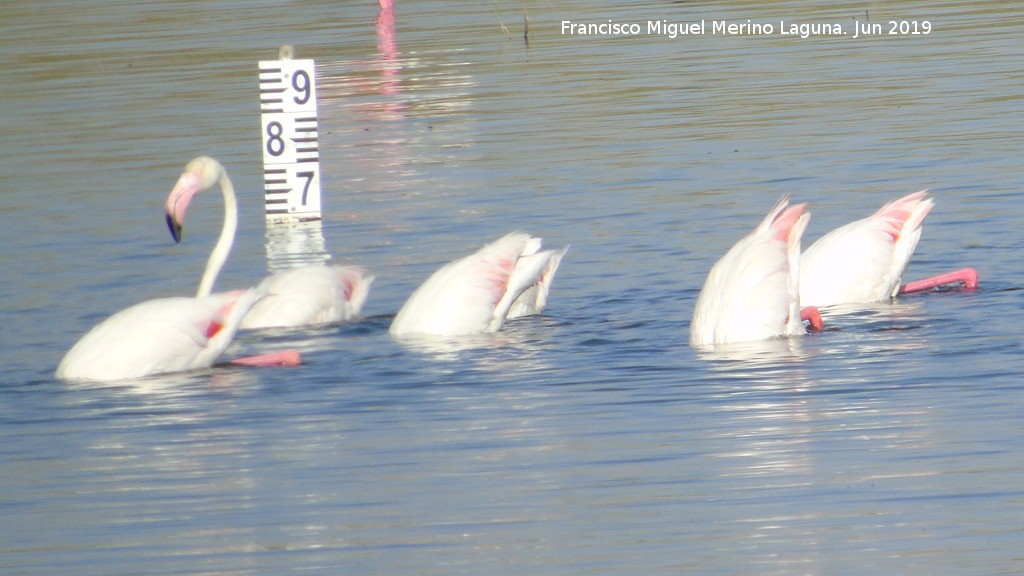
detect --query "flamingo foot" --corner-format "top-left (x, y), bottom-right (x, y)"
top-left (898, 268), bottom-right (978, 295)
top-left (229, 349), bottom-right (302, 367)
top-left (801, 306), bottom-right (823, 331)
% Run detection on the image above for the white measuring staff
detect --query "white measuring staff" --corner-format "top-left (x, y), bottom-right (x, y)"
top-left (258, 46), bottom-right (329, 273)
top-left (258, 45), bottom-right (322, 223)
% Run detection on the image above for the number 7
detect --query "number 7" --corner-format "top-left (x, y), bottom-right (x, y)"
top-left (297, 171), bottom-right (315, 205)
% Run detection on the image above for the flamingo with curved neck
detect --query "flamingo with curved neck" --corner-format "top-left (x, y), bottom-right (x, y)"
top-left (165, 156), bottom-right (237, 299)
top-left (164, 156), bottom-right (373, 329)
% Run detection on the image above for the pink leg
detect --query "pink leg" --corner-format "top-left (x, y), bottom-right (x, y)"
top-left (801, 306), bottom-right (823, 331)
top-left (898, 268), bottom-right (978, 295)
top-left (229, 350), bottom-right (302, 367)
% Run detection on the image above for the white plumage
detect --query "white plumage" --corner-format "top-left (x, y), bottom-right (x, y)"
top-left (56, 289), bottom-right (264, 382)
top-left (165, 156), bottom-right (373, 329)
top-left (390, 232), bottom-right (567, 337)
top-left (800, 191), bottom-right (932, 307)
top-left (690, 196), bottom-right (810, 347)
top-left (242, 264), bottom-right (374, 329)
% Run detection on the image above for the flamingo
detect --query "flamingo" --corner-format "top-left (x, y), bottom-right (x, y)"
top-left (389, 232), bottom-right (567, 337)
top-left (55, 289), bottom-right (293, 381)
top-left (800, 191), bottom-right (978, 307)
top-left (690, 196), bottom-right (821, 347)
top-left (164, 156), bottom-right (374, 329)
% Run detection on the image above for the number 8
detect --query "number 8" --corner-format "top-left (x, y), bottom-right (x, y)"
top-left (266, 121), bottom-right (285, 156)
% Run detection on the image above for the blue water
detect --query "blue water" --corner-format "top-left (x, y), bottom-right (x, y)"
top-left (2, 1), bottom-right (1023, 574)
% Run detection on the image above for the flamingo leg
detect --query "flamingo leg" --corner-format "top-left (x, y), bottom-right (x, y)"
top-left (898, 268), bottom-right (978, 295)
top-left (800, 306), bottom-right (823, 331)
top-left (229, 350), bottom-right (302, 367)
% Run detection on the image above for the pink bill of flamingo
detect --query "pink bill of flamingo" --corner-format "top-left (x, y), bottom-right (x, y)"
top-left (164, 156), bottom-right (374, 329)
top-left (799, 190), bottom-right (977, 308)
top-left (690, 196), bottom-right (822, 347)
top-left (389, 232), bottom-right (567, 337)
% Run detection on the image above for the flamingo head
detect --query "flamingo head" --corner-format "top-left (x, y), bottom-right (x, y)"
top-left (164, 156), bottom-right (224, 243)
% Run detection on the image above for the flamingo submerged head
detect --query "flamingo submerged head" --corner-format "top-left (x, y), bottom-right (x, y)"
top-left (800, 190), bottom-right (979, 305)
top-left (389, 232), bottom-right (567, 337)
top-left (161, 155), bottom-right (375, 328)
top-left (689, 196), bottom-right (814, 347)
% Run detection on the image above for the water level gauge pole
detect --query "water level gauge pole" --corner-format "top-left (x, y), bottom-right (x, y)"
top-left (258, 46), bottom-right (329, 274)
top-left (258, 45), bottom-right (322, 223)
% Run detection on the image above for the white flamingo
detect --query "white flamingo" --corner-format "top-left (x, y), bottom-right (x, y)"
top-left (800, 190), bottom-right (977, 307)
top-left (55, 289), bottom-right (296, 381)
top-left (164, 156), bottom-right (374, 329)
top-left (389, 232), bottom-right (567, 337)
top-left (690, 196), bottom-right (821, 347)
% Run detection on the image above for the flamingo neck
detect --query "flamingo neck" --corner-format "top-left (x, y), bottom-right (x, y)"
top-left (196, 172), bottom-right (238, 297)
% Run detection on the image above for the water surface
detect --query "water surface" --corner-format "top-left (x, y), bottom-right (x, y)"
top-left (2, 1), bottom-right (1023, 574)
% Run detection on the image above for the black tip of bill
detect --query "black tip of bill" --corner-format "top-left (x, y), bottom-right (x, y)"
top-left (166, 213), bottom-right (183, 243)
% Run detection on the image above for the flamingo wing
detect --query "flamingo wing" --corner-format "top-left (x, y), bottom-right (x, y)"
top-left (690, 197), bottom-right (810, 347)
top-left (56, 289), bottom-right (263, 382)
top-left (800, 191), bottom-right (933, 306)
top-left (241, 264), bottom-right (376, 329)
top-left (162, 156), bottom-right (375, 329)
top-left (507, 245), bottom-right (569, 320)
top-left (390, 232), bottom-right (565, 337)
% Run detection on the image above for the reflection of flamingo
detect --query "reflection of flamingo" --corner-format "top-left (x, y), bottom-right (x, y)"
top-left (389, 232), bottom-right (567, 337)
top-left (56, 289), bottom-right (270, 381)
top-left (690, 197), bottom-right (821, 347)
top-left (377, 0), bottom-right (395, 47)
top-left (800, 191), bottom-right (978, 307)
top-left (165, 156), bottom-right (374, 329)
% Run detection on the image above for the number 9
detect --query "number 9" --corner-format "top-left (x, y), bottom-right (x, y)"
top-left (292, 70), bottom-right (311, 105)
